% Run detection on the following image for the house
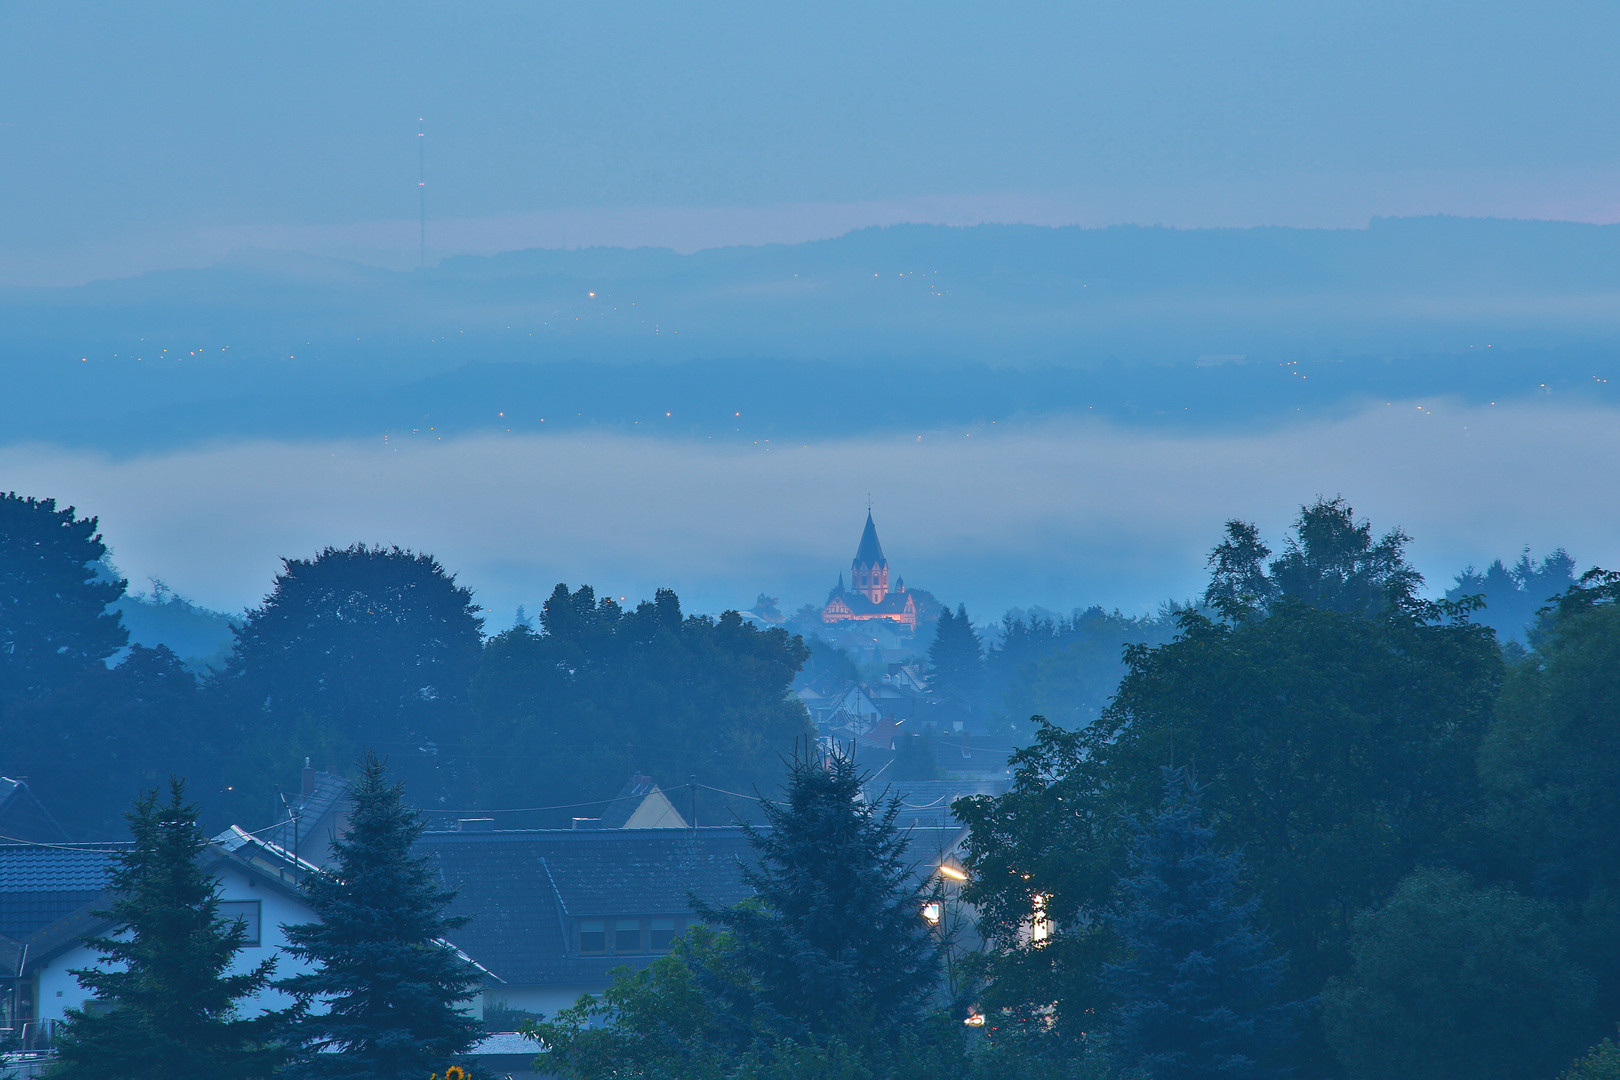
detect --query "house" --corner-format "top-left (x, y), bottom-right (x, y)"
top-left (419, 822), bottom-right (974, 1021)
top-left (569, 774), bottom-right (689, 830)
top-left (259, 761), bottom-right (350, 869)
top-left (0, 779), bottom-right (70, 846)
top-left (0, 828), bottom-right (321, 1041)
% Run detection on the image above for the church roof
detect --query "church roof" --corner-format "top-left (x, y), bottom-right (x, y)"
top-left (854, 512), bottom-right (886, 566)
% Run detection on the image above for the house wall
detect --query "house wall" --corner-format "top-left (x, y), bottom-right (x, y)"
top-left (34, 864), bottom-right (317, 1022)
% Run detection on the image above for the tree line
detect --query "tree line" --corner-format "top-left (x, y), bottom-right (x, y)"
top-left (0, 492), bottom-right (811, 837)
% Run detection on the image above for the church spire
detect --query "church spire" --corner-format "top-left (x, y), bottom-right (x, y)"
top-left (851, 511), bottom-right (890, 604)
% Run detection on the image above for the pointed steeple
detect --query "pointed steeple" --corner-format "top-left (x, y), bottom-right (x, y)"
top-left (851, 511), bottom-right (890, 603)
top-left (855, 511), bottom-right (885, 566)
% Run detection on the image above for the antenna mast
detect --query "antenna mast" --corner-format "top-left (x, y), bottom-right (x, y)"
top-left (417, 118), bottom-right (426, 269)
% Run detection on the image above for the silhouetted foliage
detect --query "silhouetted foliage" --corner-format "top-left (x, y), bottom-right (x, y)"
top-left (215, 544), bottom-right (484, 803)
top-left (928, 603), bottom-right (983, 717)
top-left (987, 606), bottom-right (1181, 736)
top-left (0, 492), bottom-right (126, 697)
top-left (1204, 498), bottom-right (1420, 620)
top-left (1447, 547), bottom-right (1577, 646)
top-left (468, 583), bottom-right (810, 825)
top-left (278, 754), bottom-right (483, 1078)
top-left (1479, 568), bottom-right (1620, 1022)
top-left (52, 780), bottom-right (280, 1080)
top-left (1105, 769), bottom-right (1300, 1080)
top-left (1322, 867), bottom-right (1594, 1080)
top-left (695, 748), bottom-right (940, 1045)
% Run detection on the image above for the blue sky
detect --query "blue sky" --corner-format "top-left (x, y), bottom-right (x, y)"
top-left (3, 2), bottom-right (1618, 625)
top-left (4, 2), bottom-right (1619, 281)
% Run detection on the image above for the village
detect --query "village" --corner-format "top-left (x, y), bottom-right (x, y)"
top-left (0, 513), bottom-right (1010, 1078)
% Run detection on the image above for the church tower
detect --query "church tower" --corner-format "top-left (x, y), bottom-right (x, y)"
top-left (851, 511), bottom-right (889, 603)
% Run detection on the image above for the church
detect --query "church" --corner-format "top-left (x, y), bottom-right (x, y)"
top-left (820, 512), bottom-right (919, 629)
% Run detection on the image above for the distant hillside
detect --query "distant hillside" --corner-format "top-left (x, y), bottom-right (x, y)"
top-left (3, 218), bottom-right (1618, 450)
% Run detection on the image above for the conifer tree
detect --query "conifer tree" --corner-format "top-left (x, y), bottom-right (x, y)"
top-left (278, 753), bottom-right (483, 1078)
top-left (697, 747), bottom-right (940, 1045)
top-left (52, 780), bottom-right (279, 1080)
top-left (927, 603), bottom-right (983, 708)
top-left (1105, 768), bottom-right (1299, 1080)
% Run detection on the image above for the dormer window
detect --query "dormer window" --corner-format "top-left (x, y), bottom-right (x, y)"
top-left (614, 919), bottom-right (642, 953)
top-left (579, 920), bottom-right (607, 953)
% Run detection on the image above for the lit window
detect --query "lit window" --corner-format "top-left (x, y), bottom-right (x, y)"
top-left (1031, 894), bottom-right (1051, 945)
top-left (579, 920), bottom-right (607, 954)
top-left (921, 902), bottom-right (942, 925)
top-left (218, 900), bottom-right (262, 947)
top-left (649, 918), bottom-right (678, 952)
top-left (613, 919), bottom-right (642, 953)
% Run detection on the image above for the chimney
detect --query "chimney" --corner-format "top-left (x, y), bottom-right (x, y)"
top-left (457, 818), bottom-right (495, 832)
top-left (300, 757), bottom-right (315, 799)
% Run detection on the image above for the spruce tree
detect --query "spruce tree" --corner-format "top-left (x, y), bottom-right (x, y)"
top-left (927, 603), bottom-right (983, 708)
top-left (1105, 768), bottom-right (1299, 1080)
top-left (697, 747), bottom-right (940, 1045)
top-left (52, 780), bottom-right (280, 1080)
top-left (277, 753), bottom-right (483, 1079)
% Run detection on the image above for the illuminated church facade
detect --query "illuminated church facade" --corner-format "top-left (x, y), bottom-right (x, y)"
top-left (820, 512), bottom-right (919, 630)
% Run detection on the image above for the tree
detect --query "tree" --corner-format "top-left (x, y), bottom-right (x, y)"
top-left (277, 753), bottom-right (484, 1079)
top-left (955, 718), bottom-right (1125, 1047)
top-left (960, 506), bottom-right (1501, 1075)
top-left (928, 604), bottom-right (983, 713)
top-left (1321, 867), bottom-right (1595, 1080)
top-left (0, 492), bottom-right (127, 697)
top-left (532, 752), bottom-right (954, 1080)
top-left (1203, 498), bottom-right (1421, 619)
top-left (51, 780), bottom-right (280, 1080)
top-left (1562, 1030), bottom-right (1620, 1080)
top-left (695, 748), bottom-right (942, 1047)
top-left (468, 584), bottom-right (810, 826)
top-left (1479, 568), bottom-right (1620, 1020)
top-left (1446, 547), bottom-right (1577, 645)
top-left (217, 544), bottom-right (484, 802)
top-left (1104, 768), bottom-right (1299, 1080)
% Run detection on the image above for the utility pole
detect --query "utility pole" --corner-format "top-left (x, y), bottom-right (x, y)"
top-left (690, 775), bottom-right (698, 830)
top-left (417, 118), bottom-right (426, 269)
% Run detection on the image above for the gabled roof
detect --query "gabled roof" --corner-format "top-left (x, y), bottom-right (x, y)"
top-left (0, 778), bottom-right (71, 846)
top-left (0, 844), bottom-right (123, 941)
top-left (418, 824), bottom-right (966, 988)
top-left (595, 775), bottom-right (688, 829)
top-left (419, 827), bottom-right (756, 986)
top-left (854, 512), bottom-right (886, 566)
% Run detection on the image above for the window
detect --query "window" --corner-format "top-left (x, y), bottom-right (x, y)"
top-left (613, 919), bottom-right (642, 954)
top-left (921, 902), bottom-right (942, 926)
top-left (579, 920), bottom-right (607, 954)
top-left (649, 918), bottom-right (678, 952)
top-left (217, 900), bottom-right (262, 947)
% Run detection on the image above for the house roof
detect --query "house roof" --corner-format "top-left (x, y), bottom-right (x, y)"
top-left (419, 824), bottom-right (966, 988)
top-left (0, 845), bottom-right (122, 942)
top-left (854, 512), bottom-right (886, 567)
top-left (0, 778), bottom-right (71, 846)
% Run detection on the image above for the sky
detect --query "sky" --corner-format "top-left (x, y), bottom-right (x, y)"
top-left (4, 2), bottom-right (1620, 283)
top-left (4, 2), bottom-right (1619, 626)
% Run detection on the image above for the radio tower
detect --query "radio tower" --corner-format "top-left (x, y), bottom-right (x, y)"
top-left (417, 118), bottom-right (426, 269)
